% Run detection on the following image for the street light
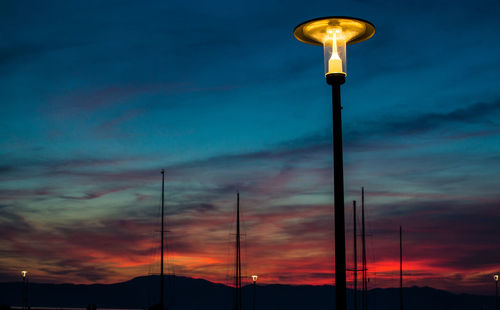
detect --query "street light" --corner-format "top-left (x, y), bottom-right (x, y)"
top-left (21, 270), bottom-right (28, 310)
top-left (294, 16), bottom-right (375, 310)
top-left (252, 275), bottom-right (258, 310)
top-left (495, 274), bottom-right (499, 310)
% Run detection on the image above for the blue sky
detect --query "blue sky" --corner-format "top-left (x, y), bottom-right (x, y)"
top-left (1, 0), bottom-right (500, 294)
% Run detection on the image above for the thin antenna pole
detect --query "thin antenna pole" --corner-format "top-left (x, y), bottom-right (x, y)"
top-left (400, 226), bottom-right (403, 310)
top-left (361, 187), bottom-right (367, 310)
top-left (160, 169), bottom-right (165, 310)
top-left (353, 200), bottom-right (357, 310)
top-left (234, 192), bottom-right (242, 310)
top-left (238, 192), bottom-right (242, 308)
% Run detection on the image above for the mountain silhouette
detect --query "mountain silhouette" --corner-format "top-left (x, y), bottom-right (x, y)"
top-left (0, 275), bottom-right (496, 310)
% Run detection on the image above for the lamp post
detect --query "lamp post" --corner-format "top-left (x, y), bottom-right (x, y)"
top-left (21, 270), bottom-right (28, 310)
top-left (495, 274), bottom-right (499, 310)
top-left (252, 275), bottom-right (258, 310)
top-left (294, 17), bottom-right (375, 310)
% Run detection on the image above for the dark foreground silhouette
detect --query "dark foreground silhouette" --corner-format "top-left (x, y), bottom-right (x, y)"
top-left (0, 275), bottom-right (496, 310)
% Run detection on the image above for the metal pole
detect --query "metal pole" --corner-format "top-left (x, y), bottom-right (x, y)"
top-left (160, 169), bottom-right (165, 310)
top-left (234, 192), bottom-right (242, 310)
top-left (26, 276), bottom-right (29, 310)
top-left (327, 73), bottom-right (346, 310)
top-left (253, 280), bottom-right (257, 310)
top-left (22, 275), bottom-right (26, 310)
top-left (400, 226), bottom-right (403, 310)
top-left (238, 193), bottom-right (242, 309)
top-left (361, 187), bottom-right (367, 310)
top-left (496, 279), bottom-right (498, 310)
top-left (353, 201), bottom-right (357, 310)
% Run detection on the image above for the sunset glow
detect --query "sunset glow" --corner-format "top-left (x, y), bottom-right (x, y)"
top-left (1, 0), bottom-right (500, 297)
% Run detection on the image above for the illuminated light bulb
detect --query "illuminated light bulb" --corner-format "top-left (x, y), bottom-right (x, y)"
top-left (22, 270), bottom-right (27, 277)
top-left (327, 30), bottom-right (343, 74)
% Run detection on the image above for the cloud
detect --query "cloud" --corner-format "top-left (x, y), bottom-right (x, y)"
top-left (0, 128), bottom-right (496, 292)
top-left (0, 41), bottom-right (88, 68)
top-left (258, 99), bottom-right (500, 156)
top-left (356, 198), bottom-right (500, 271)
top-left (344, 100), bottom-right (500, 146)
top-left (1, 93), bottom-right (499, 291)
top-left (58, 186), bottom-right (131, 201)
top-left (378, 101), bottom-right (500, 135)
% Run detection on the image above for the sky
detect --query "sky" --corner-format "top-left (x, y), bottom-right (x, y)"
top-left (1, 0), bottom-right (500, 295)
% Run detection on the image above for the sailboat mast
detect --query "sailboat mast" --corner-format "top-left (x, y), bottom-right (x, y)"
top-left (160, 169), bottom-right (165, 310)
top-left (234, 192), bottom-right (242, 310)
top-left (361, 187), bottom-right (367, 310)
top-left (400, 225), bottom-right (403, 310)
top-left (353, 200), bottom-right (357, 310)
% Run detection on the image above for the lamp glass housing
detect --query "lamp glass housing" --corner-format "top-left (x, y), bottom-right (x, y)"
top-left (294, 17), bottom-right (375, 78)
top-left (495, 274), bottom-right (499, 281)
top-left (323, 28), bottom-right (346, 76)
top-left (252, 275), bottom-right (258, 282)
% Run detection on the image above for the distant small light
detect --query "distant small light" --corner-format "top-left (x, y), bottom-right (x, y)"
top-left (495, 274), bottom-right (499, 281)
top-left (252, 275), bottom-right (258, 282)
top-left (22, 270), bottom-right (27, 278)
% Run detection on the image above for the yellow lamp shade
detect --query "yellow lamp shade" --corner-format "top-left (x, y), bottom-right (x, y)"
top-left (294, 17), bottom-right (375, 76)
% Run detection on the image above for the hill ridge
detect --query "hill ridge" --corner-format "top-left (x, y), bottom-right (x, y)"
top-left (0, 275), bottom-right (495, 310)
